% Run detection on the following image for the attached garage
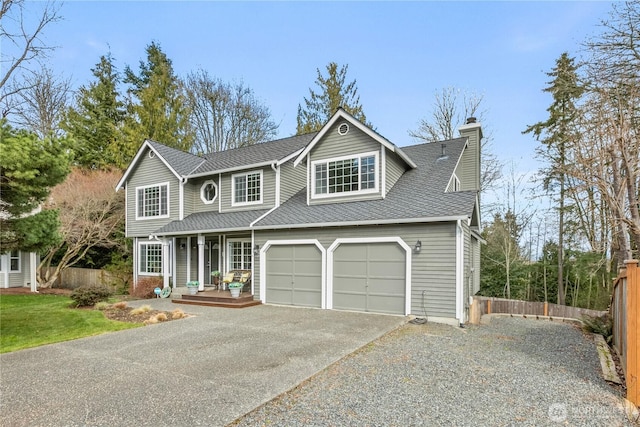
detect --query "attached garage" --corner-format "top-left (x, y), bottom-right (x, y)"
top-left (330, 241), bottom-right (408, 315)
top-left (263, 243), bottom-right (323, 308)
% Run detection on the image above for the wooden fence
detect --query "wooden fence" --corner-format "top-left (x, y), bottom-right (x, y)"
top-left (45, 267), bottom-right (119, 289)
top-left (469, 296), bottom-right (607, 324)
top-left (611, 260), bottom-right (639, 408)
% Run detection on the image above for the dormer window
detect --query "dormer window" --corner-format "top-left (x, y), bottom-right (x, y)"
top-left (312, 151), bottom-right (378, 198)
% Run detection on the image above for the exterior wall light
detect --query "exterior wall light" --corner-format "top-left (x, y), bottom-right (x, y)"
top-left (254, 244), bottom-right (260, 256)
top-left (414, 240), bottom-right (422, 254)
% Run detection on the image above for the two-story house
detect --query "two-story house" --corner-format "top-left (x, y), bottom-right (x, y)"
top-left (116, 108), bottom-right (482, 325)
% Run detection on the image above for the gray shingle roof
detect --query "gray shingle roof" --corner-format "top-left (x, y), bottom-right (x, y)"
top-left (190, 133), bottom-right (317, 176)
top-left (154, 209), bottom-right (271, 235)
top-left (147, 140), bottom-right (204, 176)
top-left (253, 137), bottom-right (477, 229)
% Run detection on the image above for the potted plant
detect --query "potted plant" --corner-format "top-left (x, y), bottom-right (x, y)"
top-left (186, 280), bottom-right (199, 295)
top-left (228, 282), bottom-right (242, 298)
top-left (210, 270), bottom-right (221, 287)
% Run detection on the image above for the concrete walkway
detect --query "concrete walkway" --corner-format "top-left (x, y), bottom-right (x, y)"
top-left (0, 300), bottom-right (405, 427)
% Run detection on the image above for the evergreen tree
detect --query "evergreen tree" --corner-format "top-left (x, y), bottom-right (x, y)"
top-left (296, 62), bottom-right (368, 134)
top-left (0, 120), bottom-right (70, 252)
top-left (63, 54), bottom-right (126, 169)
top-left (523, 52), bottom-right (584, 305)
top-left (123, 42), bottom-right (193, 153)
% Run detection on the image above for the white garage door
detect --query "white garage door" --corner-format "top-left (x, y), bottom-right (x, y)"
top-left (265, 244), bottom-right (322, 308)
top-left (333, 242), bottom-right (406, 315)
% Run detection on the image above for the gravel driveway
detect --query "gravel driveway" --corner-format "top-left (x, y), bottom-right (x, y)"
top-left (233, 317), bottom-right (636, 427)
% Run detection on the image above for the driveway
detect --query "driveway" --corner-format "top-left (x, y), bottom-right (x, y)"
top-left (0, 301), bottom-right (405, 427)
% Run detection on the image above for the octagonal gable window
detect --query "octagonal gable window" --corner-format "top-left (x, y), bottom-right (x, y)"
top-left (200, 180), bottom-right (218, 204)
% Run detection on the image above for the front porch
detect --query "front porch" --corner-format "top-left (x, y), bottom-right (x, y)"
top-left (172, 287), bottom-right (261, 309)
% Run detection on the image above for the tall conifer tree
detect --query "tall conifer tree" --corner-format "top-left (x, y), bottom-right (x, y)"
top-left (296, 62), bottom-right (368, 134)
top-left (524, 53), bottom-right (584, 305)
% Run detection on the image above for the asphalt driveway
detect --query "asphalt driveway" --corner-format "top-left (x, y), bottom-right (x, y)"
top-left (0, 301), bottom-right (405, 427)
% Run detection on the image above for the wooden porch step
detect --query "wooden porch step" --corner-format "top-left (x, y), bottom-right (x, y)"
top-left (172, 290), bottom-right (261, 309)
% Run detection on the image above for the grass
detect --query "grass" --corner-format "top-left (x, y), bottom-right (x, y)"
top-left (0, 294), bottom-right (141, 354)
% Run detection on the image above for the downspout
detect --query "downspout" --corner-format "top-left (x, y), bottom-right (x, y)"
top-left (179, 177), bottom-right (187, 221)
top-left (271, 162), bottom-right (280, 207)
top-left (456, 219), bottom-right (464, 327)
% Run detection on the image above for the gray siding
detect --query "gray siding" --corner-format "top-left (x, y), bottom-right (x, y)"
top-left (126, 148), bottom-right (181, 237)
top-left (183, 181), bottom-right (196, 216)
top-left (308, 121), bottom-right (383, 205)
top-left (190, 176), bottom-right (221, 214)
top-left (458, 124), bottom-right (481, 191)
top-left (472, 235), bottom-right (481, 295)
top-left (279, 159), bottom-right (306, 204)
top-left (255, 222), bottom-right (458, 318)
top-left (384, 149), bottom-right (408, 195)
top-left (219, 167), bottom-right (276, 212)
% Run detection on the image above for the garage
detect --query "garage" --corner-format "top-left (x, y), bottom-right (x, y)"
top-left (332, 242), bottom-right (406, 315)
top-left (264, 244), bottom-right (322, 308)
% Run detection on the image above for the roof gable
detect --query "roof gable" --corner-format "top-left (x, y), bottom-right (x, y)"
top-left (293, 108), bottom-right (417, 168)
top-left (255, 138), bottom-right (477, 228)
top-left (115, 140), bottom-right (204, 191)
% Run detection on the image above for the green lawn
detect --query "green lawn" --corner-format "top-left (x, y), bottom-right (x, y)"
top-left (0, 294), bottom-right (140, 353)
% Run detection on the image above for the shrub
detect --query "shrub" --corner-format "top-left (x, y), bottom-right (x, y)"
top-left (70, 285), bottom-right (113, 307)
top-left (112, 301), bottom-right (128, 310)
top-left (582, 314), bottom-right (613, 344)
top-left (154, 312), bottom-right (168, 322)
top-left (130, 305), bottom-right (152, 315)
top-left (130, 277), bottom-right (163, 299)
top-left (171, 308), bottom-right (185, 319)
top-left (94, 301), bottom-right (111, 311)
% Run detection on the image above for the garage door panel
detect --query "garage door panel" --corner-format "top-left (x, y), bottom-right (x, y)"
top-left (368, 277), bottom-right (404, 294)
top-left (293, 289), bottom-right (322, 307)
top-left (266, 244), bottom-right (322, 308)
top-left (334, 260), bottom-right (366, 276)
top-left (333, 242), bottom-right (406, 315)
top-left (367, 294), bottom-right (405, 315)
top-left (333, 292), bottom-right (366, 311)
top-left (294, 260), bottom-right (321, 275)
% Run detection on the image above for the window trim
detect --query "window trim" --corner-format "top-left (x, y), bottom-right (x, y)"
top-left (200, 179), bottom-right (218, 205)
top-left (227, 239), bottom-right (252, 271)
top-left (135, 182), bottom-right (170, 220)
top-left (1, 251), bottom-right (21, 273)
top-left (138, 241), bottom-right (163, 276)
top-left (311, 151), bottom-right (379, 199)
top-left (231, 170), bottom-right (263, 207)
top-left (9, 251), bottom-right (20, 272)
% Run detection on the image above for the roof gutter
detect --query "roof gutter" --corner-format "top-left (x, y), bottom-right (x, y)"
top-left (251, 214), bottom-right (470, 230)
top-left (186, 160), bottom-right (278, 179)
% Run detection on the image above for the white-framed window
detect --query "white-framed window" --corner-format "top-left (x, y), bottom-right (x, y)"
top-left (0, 251), bottom-right (21, 272)
top-left (228, 240), bottom-right (252, 270)
top-left (139, 242), bottom-right (162, 275)
top-left (136, 182), bottom-right (169, 219)
top-left (9, 251), bottom-right (20, 272)
top-left (200, 180), bottom-right (218, 204)
top-left (232, 170), bottom-right (262, 206)
top-left (312, 151), bottom-right (379, 198)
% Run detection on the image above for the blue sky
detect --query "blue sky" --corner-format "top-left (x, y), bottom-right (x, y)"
top-left (31, 1), bottom-right (613, 197)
